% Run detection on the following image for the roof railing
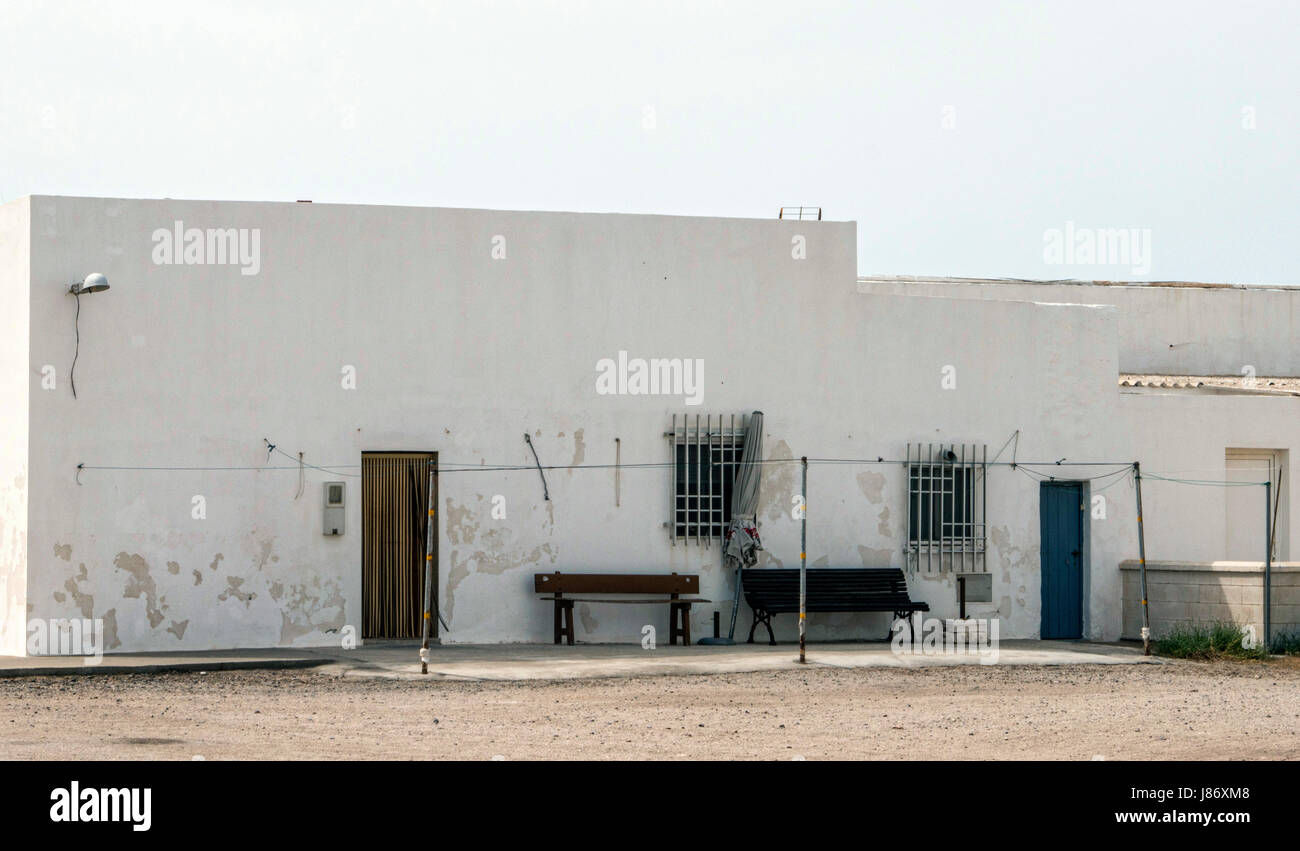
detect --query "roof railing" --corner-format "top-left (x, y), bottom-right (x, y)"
top-left (778, 206), bottom-right (821, 221)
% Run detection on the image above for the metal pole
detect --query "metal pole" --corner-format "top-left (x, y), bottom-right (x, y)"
top-left (799, 456), bottom-right (808, 664)
top-left (1264, 479), bottom-right (1272, 654)
top-left (419, 465), bottom-right (436, 674)
top-left (1134, 462), bottom-right (1151, 655)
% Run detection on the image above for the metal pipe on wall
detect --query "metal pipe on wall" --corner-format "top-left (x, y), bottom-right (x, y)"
top-left (799, 455), bottom-right (808, 664)
top-left (420, 465), bottom-right (436, 674)
top-left (1265, 478), bottom-right (1272, 654)
top-left (1134, 462), bottom-right (1151, 655)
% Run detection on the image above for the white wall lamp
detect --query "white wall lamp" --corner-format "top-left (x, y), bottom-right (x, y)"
top-left (70, 272), bottom-right (110, 295)
top-left (68, 273), bottom-right (110, 398)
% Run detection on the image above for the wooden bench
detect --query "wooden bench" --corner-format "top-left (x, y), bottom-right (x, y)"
top-left (741, 567), bottom-right (930, 645)
top-left (534, 572), bottom-right (707, 646)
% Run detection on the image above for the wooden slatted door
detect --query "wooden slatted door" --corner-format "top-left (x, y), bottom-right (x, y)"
top-left (362, 452), bottom-right (437, 639)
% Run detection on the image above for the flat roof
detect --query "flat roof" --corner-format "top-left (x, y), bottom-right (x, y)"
top-left (858, 274), bottom-right (1295, 291)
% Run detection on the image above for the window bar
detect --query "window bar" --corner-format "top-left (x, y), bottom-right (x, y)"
top-left (960, 443), bottom-right (967, 573)
top-left (905, 442), bottom-right (911, 571)
top-left (954, 443), bottom-right (961, 572)
top-left (969, 443), bottom-right (976, 572)
top-left (939, 443), bottom-right (945, 572)
top-left (981, 442), bottom-right (987, 569)
top-left (942, 444), bottom-right (950, 571)
top-left (941, 445), bottom-right (947, 572)
top-left (911, 442), bottom-right (918, 572)
top-left (945, 443), bottom-right (952, 572)
top-left (705, 413), bottom-right (713, 544)
top-left (730, 413), bottom-right (737, 537)
top-left (937, 442), bottom-right (943, 572)
top-left (728, 418), bottom-right (734, 531)
top-left (917, 441), bottom-right (924, 572)
top-left (970, 443), bottom-right (977, 572)
top-left (720, 415), bottom-right (727, 538)
top-left (953, 444), bottom-right (959, 570)
top-left (693, 413), bottom-right (701, 547)
top-left (926, 443), bottom-right (933, 573)
top-left (686, 413), bottom-right (693, 544)
top-left (671, 414), bottom-right (677, 546)
top-left (965, 443), bottom-right (972, 572)
top-left (959, 444), bottom-right (965, 571)
top-left (970, 442), bottom-right (978, 569)
top-left (935, 443), bottom-right (942, 573)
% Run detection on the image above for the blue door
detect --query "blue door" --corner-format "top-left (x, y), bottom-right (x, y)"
top-left (1040, 482), bottom-right (1083, 639)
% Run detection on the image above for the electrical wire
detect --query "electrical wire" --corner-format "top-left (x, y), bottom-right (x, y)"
top-left (70, 293), bottom-right (80, 399)
top-left (79, 439), bottom-right (1260, 487)
top-left (1141, 472), bottom-right (1268, 487)
top-left (77, 455), bottom-right (1140, 475)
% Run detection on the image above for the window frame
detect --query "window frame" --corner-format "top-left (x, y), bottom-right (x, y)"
top-left (668, 413), bottom-right (749, 545)
top-left (905, 442), bottom-right (987, 573)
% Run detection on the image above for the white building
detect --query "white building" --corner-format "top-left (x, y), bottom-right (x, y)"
top-left (1, 195), bottom-right (1296, 654)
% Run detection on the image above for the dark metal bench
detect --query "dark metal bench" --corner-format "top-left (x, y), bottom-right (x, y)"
top-left (534, 572), bottom-right (708, 646)
top-left (741, 567), bottom-right (929, 645)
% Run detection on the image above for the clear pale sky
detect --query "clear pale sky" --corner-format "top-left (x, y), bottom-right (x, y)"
top-left (2, 0), bottom-right (1295, 283)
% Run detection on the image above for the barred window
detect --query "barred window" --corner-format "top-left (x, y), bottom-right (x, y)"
top-left (668, 414), bottom-right (748, 544)
top-left (906, 443), bottom-right (987, 572)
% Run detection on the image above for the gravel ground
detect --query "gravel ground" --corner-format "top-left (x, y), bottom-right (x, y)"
top-left (2, 659), bottom-right (1298, 760)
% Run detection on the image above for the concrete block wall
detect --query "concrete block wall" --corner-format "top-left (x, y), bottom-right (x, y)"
top-left (1120, 560), bottom-right (1300, 640)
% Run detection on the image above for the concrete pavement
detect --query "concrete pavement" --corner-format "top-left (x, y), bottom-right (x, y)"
top-left (0, 639), bottom-right (1162, 681)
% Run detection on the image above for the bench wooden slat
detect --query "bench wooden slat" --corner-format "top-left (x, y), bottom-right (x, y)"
top-left (538, 596), bottom-right (710, 604)
top-left (535, 572), bottom-right (703, 646)
top-left (534, 572), bottom-right (700, 595)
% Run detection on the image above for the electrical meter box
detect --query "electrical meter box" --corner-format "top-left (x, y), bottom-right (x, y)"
top-left (323, 481), bottom-right (345, 535)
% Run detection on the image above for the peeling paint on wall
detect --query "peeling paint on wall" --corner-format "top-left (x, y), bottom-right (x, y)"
top-left (990, 525), bottom-right (1036, 591)
top-left (166, 561), bottom-right (180, 575)
top-left (253, 538), bottom-right (275, 572)
top-left (443, 493), bottom-right (557, 620)
top-left (217, 575), bottom-right (256, 607)
top-left (571, 428), bottom-right (586, 466)
top-left (444, 497), bottom-right (480, 546)
top-left (167, 620), bottom-right (188, 640)
top-left (857, 471), bottom-right (886, 504)
top-left (53, 543), bottom-right (71, 561)
top-left (857, 545), bottom-right (893, 567)
top-left (877, 506), bottom-right (892, 537)
top-left (278, 577), bottom-right (346, 644)
top-left (101, 608), bottom-right (121, 651)
top-left (64, 563), bottom-right (94, 619)
top-left (762, 440), bottom-right (795, 525)
top-left (114, 552), bottom-right (165, 628)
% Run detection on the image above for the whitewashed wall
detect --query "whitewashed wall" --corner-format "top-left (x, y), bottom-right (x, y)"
top-left (0, 198), bottom-right (30, 655)
top-left (858, 276), bottom-right (1300, 376)
top-left (3, 196), bottom-right (1291, 653)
